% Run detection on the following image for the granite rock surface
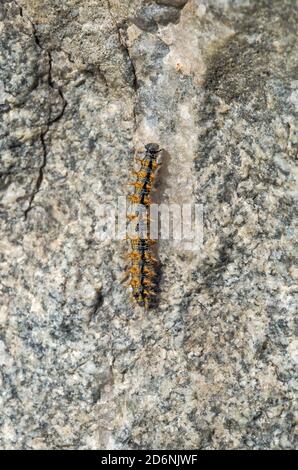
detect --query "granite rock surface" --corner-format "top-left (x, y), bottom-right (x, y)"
top-left (0, 0), bottom-right (297, 449)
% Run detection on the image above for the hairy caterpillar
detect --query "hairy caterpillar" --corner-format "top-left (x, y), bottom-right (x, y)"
top-left (126, 143), bottom-right (161, 309)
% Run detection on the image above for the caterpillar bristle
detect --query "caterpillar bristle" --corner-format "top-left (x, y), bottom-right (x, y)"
top-left (143, 267), bottom-right (155, 275)
top-left (133, 170), bottom-right (155, 181)
top-left (143, 289), bottom-right (157, 297)
top-left (142, 278), bottom-right (156, 287)
top-left (129, 181), bottom-right (144, 190)
top-left (128, 194), bottom-right (142, 204)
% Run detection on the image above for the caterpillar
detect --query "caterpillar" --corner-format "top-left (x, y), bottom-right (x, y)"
top-left (126, 143), bottom-right (161, 309)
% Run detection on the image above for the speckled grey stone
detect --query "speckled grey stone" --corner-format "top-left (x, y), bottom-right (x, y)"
top-left (156, 0), bottom-right (188, 7)
top-left (0, 0), bottom-right (297, 450)
top-left (132, 4), bottom-right (182, 32)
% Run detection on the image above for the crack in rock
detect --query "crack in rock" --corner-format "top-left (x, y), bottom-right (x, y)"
top-left (106, 0), bottom-right (138, 92)
top-left (13, 1), bottom-right (67, 219)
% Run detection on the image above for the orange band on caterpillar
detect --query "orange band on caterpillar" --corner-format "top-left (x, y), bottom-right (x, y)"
top-left (127, 143), bottom-right (161, 309)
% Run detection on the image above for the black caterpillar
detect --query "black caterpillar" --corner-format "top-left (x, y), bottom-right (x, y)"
top-left (127, 143), bottom-right (161, 308)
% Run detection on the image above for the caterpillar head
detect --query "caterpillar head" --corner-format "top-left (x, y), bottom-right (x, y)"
top-left (145, 143), bottom-right (160, 155)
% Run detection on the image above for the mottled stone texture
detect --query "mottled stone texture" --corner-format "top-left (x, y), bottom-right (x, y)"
top-left (0, 0), bottom-right (297, 450)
